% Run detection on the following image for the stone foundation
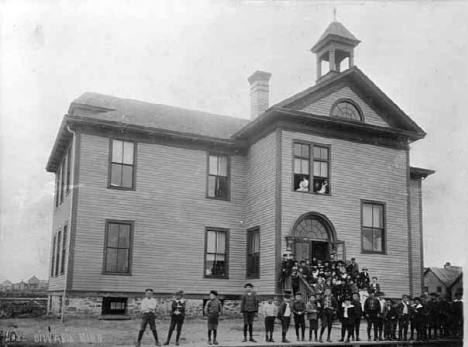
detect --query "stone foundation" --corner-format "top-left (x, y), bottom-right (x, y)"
top-left (48, 294), bottom-right (246, 318)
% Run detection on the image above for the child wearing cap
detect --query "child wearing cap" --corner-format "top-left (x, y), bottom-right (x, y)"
top-left (204, 290), bottom-right (223, 345)
top-left (261, 297), bottom-right (278, 342)
top-left (306, 294), bottom-right (319, 342)
top-left (338, 297), bottom-right (356, 343)
top-left (277, 295), bottom-right (292, 343)
top-left (240, 283), bottom-right (259, 342)
top-left (163, 290), bottom-right (186, 346)
top-left (291, 293), bottom-right (306, 341)
top-left (136, 289), bottom-right (161, 347)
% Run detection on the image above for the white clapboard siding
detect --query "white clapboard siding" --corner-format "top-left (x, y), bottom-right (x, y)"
top-left (72, 133), bottom-right (250, 295)
top-left (410, 179), bottom-right (423, 294)
top-left (281, 130), bottom-right (411, 297)
top-left (299, 86), bottom-right (390, 128)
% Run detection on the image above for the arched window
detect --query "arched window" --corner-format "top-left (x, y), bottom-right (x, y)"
top-left (293, 217), bottom-right (329, 240)
top-left (331, 100), bottom-right (363, 122)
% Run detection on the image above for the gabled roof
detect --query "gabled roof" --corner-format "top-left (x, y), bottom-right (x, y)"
top-left (2, 280), bottom-right (12, 285)
top-left (425, 266), bottom-right (463, 288)
top-left (70, 92), bottom-right (249, 140)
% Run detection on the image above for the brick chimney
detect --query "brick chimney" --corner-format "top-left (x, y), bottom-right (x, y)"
top-left (248, 70), bottom-right (272, 120)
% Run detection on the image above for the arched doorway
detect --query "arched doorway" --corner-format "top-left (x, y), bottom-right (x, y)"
top-left (289, 212), bottom-right (342, 262)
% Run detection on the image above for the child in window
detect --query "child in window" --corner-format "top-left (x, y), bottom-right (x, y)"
top-left (204, 290), bottom-right (222, 345)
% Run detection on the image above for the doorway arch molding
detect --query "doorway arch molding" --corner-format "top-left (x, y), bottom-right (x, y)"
top-left (290, 211), bottom-right (337, 243)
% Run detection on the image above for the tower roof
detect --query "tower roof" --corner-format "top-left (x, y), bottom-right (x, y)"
top-left (311, 21), bottom-right (360, 53)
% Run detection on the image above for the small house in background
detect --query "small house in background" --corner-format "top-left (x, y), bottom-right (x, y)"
top-left (12, 280), bottom-right (28, 291)
top-left (28, 276), bottom-right (40, 290)
top-left (424, 262), bottom-right (463, 300)
top-left (1, 280), bottom-right (12, 292)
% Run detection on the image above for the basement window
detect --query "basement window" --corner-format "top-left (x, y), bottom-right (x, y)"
top-left (102, 297), bottom-right (127, 315)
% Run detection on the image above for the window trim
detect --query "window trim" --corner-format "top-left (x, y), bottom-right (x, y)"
top-left (206, 152), bottom-right (231, 201)
top-left (246, 227), bottom-right (260, 279)
top-left (102, 219), bottom-right (134, 276)
top-left (203, 227), bottom-right (230, 279)
top-left (55, 230), bottom-right (61, 277)
top-left (51, 235), bottom-right (57, 277)
top-left (107, 138), bottom-right (138, 191)
top-left (60, 225), bottom-right (68, 275)
top-left (330, 98), bottom-right (365, 122)
top-left (292, 140), bottom-right (332, 195)
top-left (66, 145), bottom-right (72, 195)
top-left (360, 199), bottom-right (387, 254)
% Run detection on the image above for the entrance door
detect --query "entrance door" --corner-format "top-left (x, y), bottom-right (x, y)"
top-left (311, 241), bottom-right (329, 261)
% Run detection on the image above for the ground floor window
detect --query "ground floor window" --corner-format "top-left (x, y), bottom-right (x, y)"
top-left (102, 297), bottom-right (127, 315)
top-left (246, 228), bottom-right (260, 278)
top-left (204, 228), bottom-right (229, 278)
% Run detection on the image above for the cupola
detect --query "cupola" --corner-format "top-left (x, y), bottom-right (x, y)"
top-left (311, 18), bottom-right (360, 83)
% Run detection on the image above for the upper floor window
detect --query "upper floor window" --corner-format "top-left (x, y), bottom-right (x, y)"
top-left (293, 142), bottom-right (330, 194)
top-left (110, 139), bottom-right (135, 189)
top-left (331, 100), bottom-right (363, 122)
top-left (362, 201), bottom-right (385, 253)
top-left (55, 230), bottom-right (61, 277)
top-left (51, 235), bottom-right (57, 277)
top-left (204, 228), bottom-right (228, 278)
top-left (104, 221), bottom-right (133, 274)
top-left (60, 225), bottom-right (67, 275)
top-left (207, 154), bottom-right (230, 200)
top-left (246, 228), bottom-right (260, 278)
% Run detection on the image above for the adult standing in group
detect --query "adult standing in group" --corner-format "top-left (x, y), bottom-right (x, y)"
top-left (240, 283), bottom-right (259, 343)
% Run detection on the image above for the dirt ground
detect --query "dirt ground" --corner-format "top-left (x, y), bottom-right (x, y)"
top-left (0, 316), bottom-right (359, 346)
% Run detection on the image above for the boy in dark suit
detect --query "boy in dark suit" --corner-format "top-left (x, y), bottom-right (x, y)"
top-left (339, 297), bottom-right (356, 343)
top-left (352, 293), bottom-right (363, 341)
top-left (319, 288), bottom-right (338, 342)
top-left (204, 290), bottom-right (222, 345)
top-left (163, 289), bottom-right (186, 346)
top-left (364, 289), bottom-right (381, 341)
top-left (277, 296), bottom-right (292, 343)
top-left (240, 283), bottom-right (259, 342)
top-left (397, 294), bottom-right (411, 341)
top-left (291, 293), bottom-right (306, 341)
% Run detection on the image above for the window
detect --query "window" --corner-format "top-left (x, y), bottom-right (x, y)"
top-left (293, 142), bottom-right (330, 194)
top-left (60, 158), bottom-right (66, 203)
top-left (110, 139), bottom-right (135, 189)
top-left (437, 286), bottom-right (442, 293)
top-left (101, 297), bottom-right (127, 315)
top-left (362, 202), bottom-right (385, 253)
top-left (66, 146), bottom-right (72, 194)
top-left (424, 286), bottom-right (429, 293)
top-left (51, 236), bottom-right (56, 277)
top-left (104, 221), bottom-right (133, 274)
top-left (204, 228), bottom-right (228, 278)
top-left (246, 228), bottom-right (260, 278)
top-left (207, 154), bottom-right (230, 200)
top-left (60, 225), bottom-right (67, 275)
top-left (55, 231), bottom-right (61, 276)
top-left (331, 100), bottom-right (363, 122)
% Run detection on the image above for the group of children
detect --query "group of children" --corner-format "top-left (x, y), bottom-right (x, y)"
top-left (135, 272), bottom-right (464, 346)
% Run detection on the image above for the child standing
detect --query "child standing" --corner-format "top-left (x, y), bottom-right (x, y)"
top-left (204, 290), bottom-right (223, 345)
top-left (136, 289), bottom-right (161, 347)
top-left (262, 297), bottom-right (278, 342)
top-left (240, 283), bottom-right (259, 342)
top-left (352, 293), bottom-right (363, 341)
top-left (163, 289), bottom-right (186, 346)
top-left (306, 294), bottom-right (319, 342)
top-left (338, 297), bottom-right (356, 343)
top-left (291, 293), bottom-right (306, 341)
top-left (277, 295), bottom-right (292, 343)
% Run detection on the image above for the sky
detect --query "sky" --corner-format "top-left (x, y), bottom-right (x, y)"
top-left (0, 0), bottom-right (467, 283)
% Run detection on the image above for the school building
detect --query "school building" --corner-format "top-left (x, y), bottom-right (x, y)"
top-left (45, 20), bottom-right (434, 317)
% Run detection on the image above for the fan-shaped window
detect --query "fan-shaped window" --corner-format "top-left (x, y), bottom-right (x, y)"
top-left (293, 217), bottom-right (329, 240)
top-left (331, 100), bottom-right (363, 122)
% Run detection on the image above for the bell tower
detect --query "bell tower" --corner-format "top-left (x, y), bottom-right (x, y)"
top-left (311, 18), bottom-right (360, 82)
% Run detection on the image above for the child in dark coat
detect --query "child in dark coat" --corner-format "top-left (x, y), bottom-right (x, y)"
top-left (352, 293), bottom-right (363, 341)
top-left (163, 289), bottom-right (186, 346)
top-left (240, 283), bottom-right (259, 342)
top-left (291, 293), bottom-right (306, 341)
top-left (204, 290), bottom-right (223, 345)
top-left (306, 294), bottom-right (319, 342)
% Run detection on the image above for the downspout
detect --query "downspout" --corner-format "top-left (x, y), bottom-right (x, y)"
top-left (61, 125), bottom-right (76, 323)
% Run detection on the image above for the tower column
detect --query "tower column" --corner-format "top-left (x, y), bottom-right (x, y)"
top-left (349, 51), bottom-right (354, 68)
top-left (316, 56), bottom-right (322, 79)
top-left (329, 50), bottom-right (336, 71)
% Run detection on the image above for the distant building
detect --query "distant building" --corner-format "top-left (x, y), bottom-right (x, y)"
top-left (28, 276), bottom-right (40, 290)
top-left (12, 280), bottom-right (28, 291)
top-left (1, 280), bottom-right (12, 292)
top-left (424, 262), bottom-right (463, 300)
top-left (38, 280), bottom-right (49, 290)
